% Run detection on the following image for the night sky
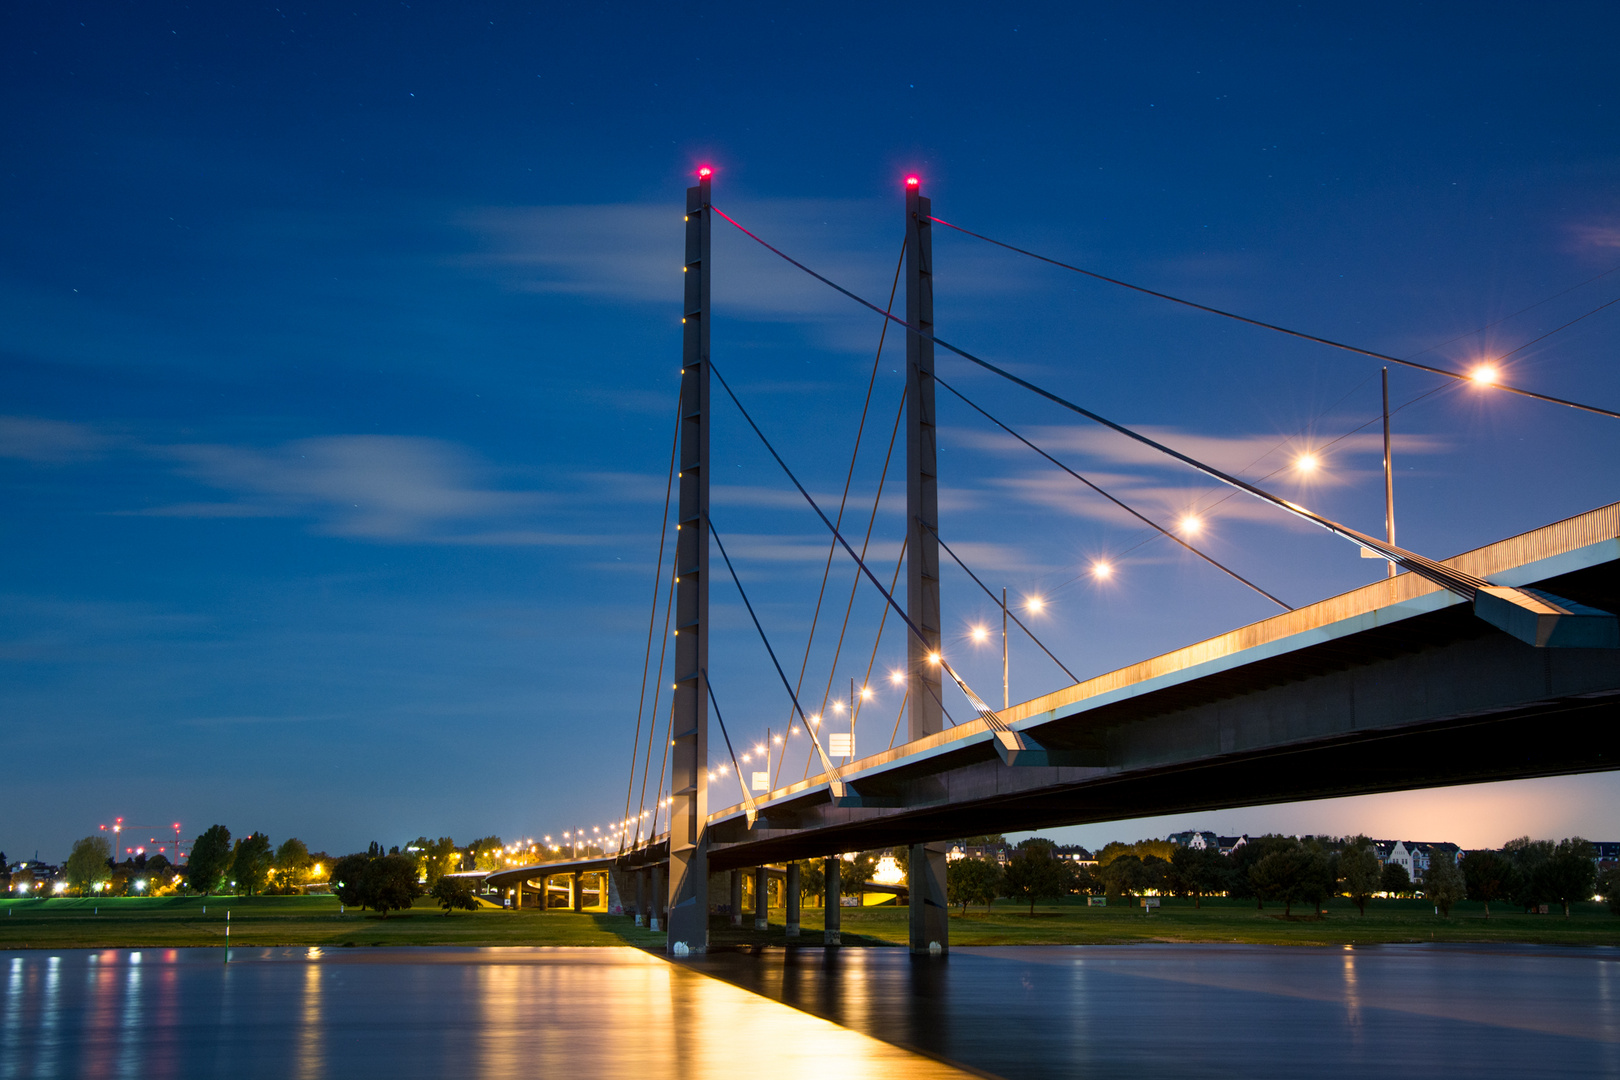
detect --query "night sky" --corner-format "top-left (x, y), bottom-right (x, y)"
top-left (5, 2), bottom-right (1619, 860)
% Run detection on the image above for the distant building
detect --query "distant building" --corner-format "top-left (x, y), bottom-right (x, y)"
top-left (948, 843), bottom-right (1009, 866)
top-left (1055, 845), bottom-right (1096, 866)
top-left (1167, 830), bottom-right (1221, 851)
top-left (1217, 836), bottom-right (1249, 856)
top-left (1382, 841), bottom-right (1461, 882)
top-left (1590, 841), bottom-right (1620, 868)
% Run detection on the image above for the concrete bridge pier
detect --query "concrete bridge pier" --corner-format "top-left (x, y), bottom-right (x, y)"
top-left (571, 870), bottom-right (584, 913)
top-left (823, 857), bottom-right (841, 946)
top-left (729, 869), bottom-right (742, 926)
top-left (785, 863), bottom-right (801, 938)
top-left (753, 865), bottom-right (768, 930)
top-left (634, 869), bottom-right (645, 927)
top-left (909, 843), bottom-right (949, 955)
top-left (649, 865), bottom-right (662, 932)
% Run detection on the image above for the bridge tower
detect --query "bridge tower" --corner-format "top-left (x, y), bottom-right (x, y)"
top-left (667, 167), bottom-right (713, 952)
top-left (905, 175), bottom-right (950, 954)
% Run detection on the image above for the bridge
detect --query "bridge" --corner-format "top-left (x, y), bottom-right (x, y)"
top-left (488, 169), bottom-right (1620, 956)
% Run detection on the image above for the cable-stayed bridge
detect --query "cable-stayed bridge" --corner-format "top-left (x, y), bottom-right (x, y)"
top-left (486, 169), bottom-right (1620, 956)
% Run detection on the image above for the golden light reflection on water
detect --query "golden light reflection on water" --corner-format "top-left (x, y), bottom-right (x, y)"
top-left (466, 948), bottom-right (972, 1080)
top-left (297, 949), bottom-right (323, 1080)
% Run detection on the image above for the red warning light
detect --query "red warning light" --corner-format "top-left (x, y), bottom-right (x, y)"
top-left (905, 176), bottom-right (920, 187)
top-left (698, 166), bottom-right (713, 179)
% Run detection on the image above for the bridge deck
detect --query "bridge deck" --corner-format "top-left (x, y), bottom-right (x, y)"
top-left (668, 500), bottom-right (1620, 869)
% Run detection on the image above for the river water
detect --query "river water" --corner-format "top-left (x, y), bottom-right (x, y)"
top-left (3, 944), bottom-right (1617, 1078)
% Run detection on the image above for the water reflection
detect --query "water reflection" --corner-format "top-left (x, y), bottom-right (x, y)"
top-left (684, 944), bottom-right (1620, 1079)
top-left (0, 947), bottom-right (969, 1080)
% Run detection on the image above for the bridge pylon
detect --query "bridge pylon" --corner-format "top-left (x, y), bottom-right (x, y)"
top-left (905, 175), bottom-right (950, 955)
top-left (666, 167), bottom-right (713, 953)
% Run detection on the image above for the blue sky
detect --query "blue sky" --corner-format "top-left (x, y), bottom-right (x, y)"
top-left (4, 2), bottom-right (1619, 860)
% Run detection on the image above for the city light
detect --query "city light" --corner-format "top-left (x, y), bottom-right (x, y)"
top-left (971, 625), bottom-right (989, 643)
top-left (1180, 514), bottom-right (1202, 536)
top-left (927, 651), bottom-right (941, 665)
top-left (1296, 452), bottom-right (1320, 474)
top-left (906, 175), bottom-right (920, 187)
top-left (698, 166), bottom-right (712, 178)
top-left (1025, 595), bottom-right (1044, 613)
top-left (1092, 560), bottom-right (1113, 580)
top-left (832, 700), bottom-right (846, 714)
top-left (890, 669), bottom-right (905, 685)
top-left (859, 685), bottom-right (872, 699)
top-left (1470, 363), bottom-right (1499, 386)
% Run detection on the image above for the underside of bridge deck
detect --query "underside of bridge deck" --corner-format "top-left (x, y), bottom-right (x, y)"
top-left (700, 555), bottom-right (1620, 871)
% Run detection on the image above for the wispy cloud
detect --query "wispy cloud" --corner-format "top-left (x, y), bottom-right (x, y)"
top-left (155, 435), bottom-right (550, 540)
top-left (458, 198), bottom-right (1038, 328)
top-left (0, 416), bottom-right (107, 464)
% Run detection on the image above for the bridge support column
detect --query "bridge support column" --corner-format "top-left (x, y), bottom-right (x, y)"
top-left (753, 865), bottom-right (768, 931)
top-left (729, 869), bottom-right (742, 927)
top-left (634, 869), bottom-right (646, 927)
top-left (667, 167), bottom-right (713, 955)
top-left (649, 865), bottom-right (662, 932)
top-left (823, 857), bottom-right (841, 946)
top-left (905, 175), bottom-right (946, 958)
top-left (785, 862), bottom-right (801, 938)
top-left (572, 870), bottom-right (583, 913)
top-left (908, 843), bottom-right (949, 955)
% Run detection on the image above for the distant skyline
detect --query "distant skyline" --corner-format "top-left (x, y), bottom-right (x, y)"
top-left (4, 2), bottom-right (1619, 859)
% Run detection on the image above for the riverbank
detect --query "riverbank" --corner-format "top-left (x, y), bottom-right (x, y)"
top-left (4, 894), bottom-right (1617, 950)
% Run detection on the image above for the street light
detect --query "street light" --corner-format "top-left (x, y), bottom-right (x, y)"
top-left (1470, 363), bottom-right (1499, 386)
top-left (1179, 514), bottom-right (1202, 536)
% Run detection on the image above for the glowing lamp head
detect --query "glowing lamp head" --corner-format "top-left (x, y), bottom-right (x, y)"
top-left (697, 166), bottom-right (712, 179)
top-left (1026, 595), bottom-right (1044, 613)
top-left (927, 651), bottom-right (942, 665)
top-left (1180, 515), bottom-right (1203, 536)
top-left (971, 625), bottom-right (989, 643)
top-left (1091, 560), bottom-right (1113, 580)
top-left (1470, 364), bottom-right (1499, 386)
top-left (859, 686), bottom-right (872, 700)
top-left (890, 669), bottom-right (905, 685)
top-left (1296, 453), bottom-right (1320, 474)
top-left (905, 175), bottom-right (920, 188)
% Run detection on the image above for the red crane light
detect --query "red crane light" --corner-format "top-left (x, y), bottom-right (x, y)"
top-left (698, 166), bottom-right (713, 179)
top-left (905, 175), bottom-right (920, 187)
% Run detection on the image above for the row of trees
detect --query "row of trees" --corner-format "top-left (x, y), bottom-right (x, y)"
top-left (935, 834), bottom-right (1608, 917)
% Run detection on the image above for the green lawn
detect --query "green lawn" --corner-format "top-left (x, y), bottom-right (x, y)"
top-left (4, 894), bottom-right (1617, 950)
top-left (0, 895), bottom-right (664, 950)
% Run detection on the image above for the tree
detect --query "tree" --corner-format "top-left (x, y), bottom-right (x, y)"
top-left (360, 854), bottom-right (420, 916)
top-left (1339, 838), bottom-right (1381, 916)
top-left (64, 836), bottom-right (113, 895)
top-left (1543, 838), bottom-right (1598, 916)
top-left (798, 859), bottom-right (824, 904)
top-left (430, 875), bottom-right (478, 915)
top-left (1460, 850), bottom-right (1517, 917)
top-left (1596, 866), bottom-right (1620, 915)
top-left (187, 825), bottom-right (232, 895)
top-left (1423, 851), bottom-right (1465, 916)
top-left (1249, 841), bottom-right (1314, 916)
top-left (466, 837), bottom-right (505, 872)
top-left (1504, 836), bottom-right (1555, 912)
top-left (332, 853), bottom-right (372, 908)
top-left (1005, 844), bottom-right (1069, 914)
top-left (1067, 862), bottom-right (1100, 898)
top-left (1229, 835), bottom-right (1296, 907)
top-left (841, 853), bottom-right (877, 897)
top-left (1102, 855), bottom-right (1154, 901)
top-left (1380, 862), bottom-right (1412, 898)
top-left (274, 838), bottom-right (312, 893)
top-left (231, 833), bottom-right (274, 896)
top-left (1169, 845), bottom-right (1230, 907)
top-left (947, 857), bottom-right (1002, 913)
top-left (1297, 843), bottom-right (1335, 915)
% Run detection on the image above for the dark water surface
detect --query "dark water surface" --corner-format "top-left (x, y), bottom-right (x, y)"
top-left (5, 944), bottom-right (1619, 1079)
top-left (684, 943), bottom-right (1620, 1078)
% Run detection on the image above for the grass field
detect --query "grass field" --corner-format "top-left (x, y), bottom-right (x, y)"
top-left (3, 894), bottom-right (1617, 950)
